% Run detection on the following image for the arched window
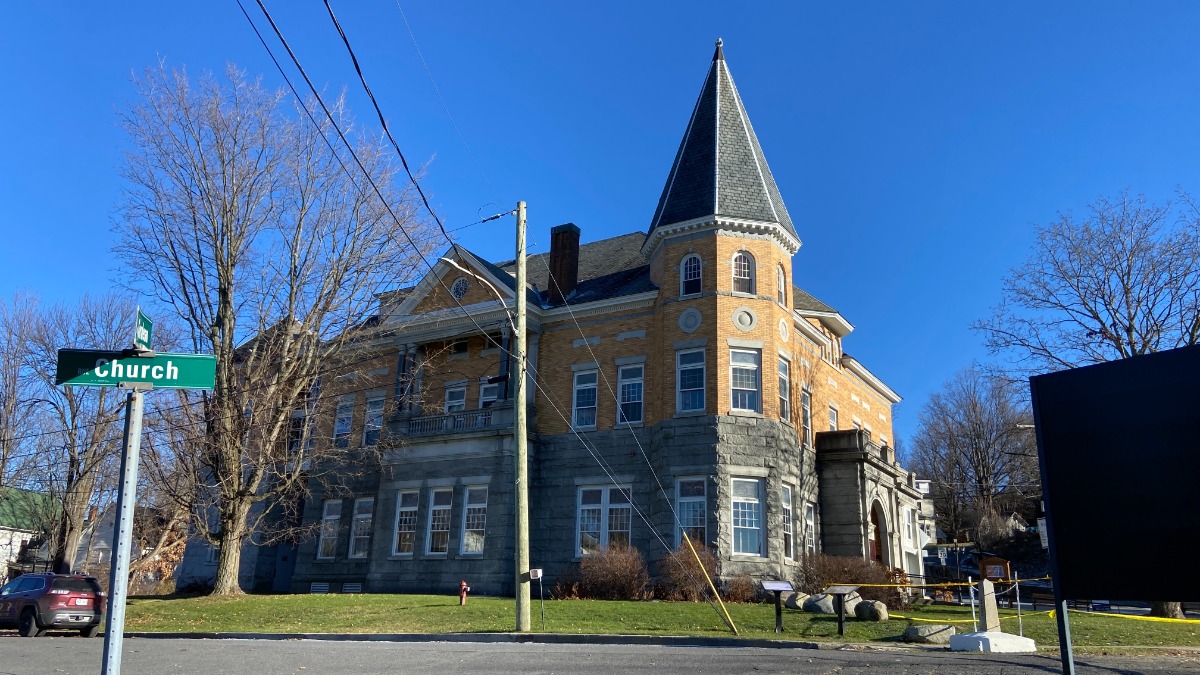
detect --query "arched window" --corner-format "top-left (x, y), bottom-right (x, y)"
top-left (732, 251), bottom-right (755, 294)
top-left (680, 254), bottom-right (702, 296)
top-left (776, 265), bottom-right (787, 305)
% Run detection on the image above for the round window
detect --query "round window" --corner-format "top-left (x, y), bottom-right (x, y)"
top-left (450, 277), bottom-right (470, 300)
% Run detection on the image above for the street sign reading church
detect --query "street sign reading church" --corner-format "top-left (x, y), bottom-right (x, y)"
top-left (55, 349), bottom-right (216, 390)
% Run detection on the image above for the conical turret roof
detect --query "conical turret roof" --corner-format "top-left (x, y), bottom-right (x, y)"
top-left (648, 40), bottom-right (797, 242)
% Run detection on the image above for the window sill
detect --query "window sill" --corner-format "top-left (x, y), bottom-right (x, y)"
top-left (425, 552), bottom-right (449, 558)
top-left (617, 421), bottom-right (644, 429)
top-left (728, 409), bottom-right (763, 418)
top-left (458, 552), bottom-right (484, 557)
top-left (674, 409), bottom-right (707, 417)
top-left (387, 554), bottom-right (414, 560)
top-left (731, 291), bottom-right (757, 299)
top-left (571, 425), bottom-right (597, 432)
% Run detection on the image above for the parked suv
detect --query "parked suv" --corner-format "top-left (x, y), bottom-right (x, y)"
top-left (0, 573), bottom-right (106, 637)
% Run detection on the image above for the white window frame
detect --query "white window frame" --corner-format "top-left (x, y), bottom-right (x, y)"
top-left (801, 387), bottom-right (813, 447)
top-left (572, 370), bottom-right (598, 428)
top-left (427, 488), bottom-right (453, 555)
top-left (576, 485), bottom-right (632, 556)
top-left (731, 478), bottom-right (765, 557)
top-left (680, 254), bottom-right (702, 296)
top-left (776, 264), bottom-right (787, 304)
top-left (392, 491), bottom-right (419, 556)
top-left (730, 349), bottom-right (762, 413)
top-left (828, 405), bottom-right (839, 432)
top-left (460, 486), bottom-right (489, 555)
top-left (804, 502), bottom-right (818, 555)
top-left (363, 393), bottom-right (385, 446)
top-left (617, 364), bottom-right (644, 425)
top-left (348, 497), bottom-right (374, 559)
top-left (781, 484), bottom-right (795, 561)
top-left (333, 395), bottom-right (354, 449)
top-left (675, 477), bottom-right (707, 549)
top-left (317, 500), bottom-right (341, 560)
top-left (445, 383), bottom-right (467, 413)
top-left (732, 251), bottom-right (756, 294)
top-left (288, 409), bottom-right (313, 453)
top-left (778, 358), bottom-right (791, 422)
top-left (904, 508), bottom-right (915, 546)
top-left (677, 349), bottom-right (706, 413)
top-left (478, 382), bottom-right (500, 409)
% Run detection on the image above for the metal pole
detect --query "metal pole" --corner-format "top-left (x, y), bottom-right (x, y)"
top-left (968, 575), bottom-right (977, 632)
top-left (1015, 575), bottom-right (1024, 637)
top-left (101, 385), bottom-right (149, 675)
top-left (513, 201), bottom-right (531, 632)
top-left (538, 576), bottom-right (545, 632)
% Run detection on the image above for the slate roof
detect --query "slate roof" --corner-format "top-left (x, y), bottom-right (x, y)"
top-left (495, 231), bottom-right (652, 307)
top-left (649, 40), bottom-right (796, 238)
top-left (792, 285), bottom-right (838, 314)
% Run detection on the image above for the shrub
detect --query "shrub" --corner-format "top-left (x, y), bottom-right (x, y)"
top-left (721, 573), bottom-right (759, 603)
top-left (553, 545), bottom-right (650, 600)
top-left (656, 545), bottom-right (718, 601)
top-left (795, 553), bottom-right (909, 608)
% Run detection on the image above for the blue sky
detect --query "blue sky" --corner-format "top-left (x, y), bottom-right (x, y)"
top-left (4, 2), bottom-right (1200, 445)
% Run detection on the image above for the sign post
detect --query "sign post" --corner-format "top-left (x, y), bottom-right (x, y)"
top-left (762, 580), bottom-right (794, 633)
top-left (55, 310), bottom-right (214, 675)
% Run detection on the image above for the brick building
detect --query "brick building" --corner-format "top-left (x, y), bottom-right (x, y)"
top-left (179, 41), bottom-right (925, 594)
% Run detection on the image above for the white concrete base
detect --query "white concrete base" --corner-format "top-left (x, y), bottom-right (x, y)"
top-left (949, 630), bottom-right (1037, 653)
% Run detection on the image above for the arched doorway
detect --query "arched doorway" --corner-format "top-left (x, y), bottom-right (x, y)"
top-left (868, 501), bottom-right (889, 566)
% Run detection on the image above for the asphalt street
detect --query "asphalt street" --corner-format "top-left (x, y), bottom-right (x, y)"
top-left (1, 637), bottom-right (1198, 675)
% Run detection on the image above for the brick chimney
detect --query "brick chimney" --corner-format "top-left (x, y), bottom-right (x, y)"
top-left (548, 223), bottom-right (580, 303)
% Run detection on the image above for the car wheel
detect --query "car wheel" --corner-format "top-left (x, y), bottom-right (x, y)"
top-left (80, 624), bottom-right (101, 638)
top-left (18, 609), bottom-right (44, 637)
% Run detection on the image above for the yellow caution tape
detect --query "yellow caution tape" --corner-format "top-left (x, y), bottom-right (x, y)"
top-left (890, 612), bottom-right (1052, 624)
top-left (1057, 609), bottom-right (1200, 624)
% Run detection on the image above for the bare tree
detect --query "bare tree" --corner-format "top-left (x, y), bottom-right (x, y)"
top-left (114, 63), bottom-right (434, 594)
top-left (24, 295), bottom-right (131, 573)
top-left (0, 292), bottom-right (38, 491)
top-left (976, 190), bottom-right (1200, 618)
top-left (908, 367), bottom-right (1039, 549)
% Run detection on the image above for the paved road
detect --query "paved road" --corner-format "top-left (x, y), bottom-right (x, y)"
top-left (1, 636), bottom-right (1196, 674)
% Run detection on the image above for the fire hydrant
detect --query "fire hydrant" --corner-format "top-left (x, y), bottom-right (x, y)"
top-left (459, 580), bottom-right (470, 606)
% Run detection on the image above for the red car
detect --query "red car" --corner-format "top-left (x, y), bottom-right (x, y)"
top-left (0, 573), bottom-right (106, 637)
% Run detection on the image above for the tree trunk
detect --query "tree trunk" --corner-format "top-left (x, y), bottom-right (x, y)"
top-left (1150, 601), bottom-right (1184, 619)
top-left (211, 501), bottom-right (252, 595)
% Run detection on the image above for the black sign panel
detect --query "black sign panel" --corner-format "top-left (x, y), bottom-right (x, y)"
top-left (1030, 346), bottom-right (1200, 601)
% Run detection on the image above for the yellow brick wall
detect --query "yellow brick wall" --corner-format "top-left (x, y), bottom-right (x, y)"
top-left (314, 350), bottom-right (397, 450)
top-left (419, 335), bottom-right (506, 414)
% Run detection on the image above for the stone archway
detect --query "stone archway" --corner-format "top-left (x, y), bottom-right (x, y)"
top-left (868, 501), bottom-right (890, 566)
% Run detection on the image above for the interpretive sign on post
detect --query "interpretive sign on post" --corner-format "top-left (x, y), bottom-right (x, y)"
top-left (55, 349), bottom-right (215, 390)
top-left (54, 309), bottom-right (214, 675)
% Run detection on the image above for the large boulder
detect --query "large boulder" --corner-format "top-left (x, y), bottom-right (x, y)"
top-left (854, 599), bottom-right (889, 621)
top-left (783, 591), bottom-right (809, 610)
top-left (842, 591), bottom-right (862, 615)
top-left (802, 593), bottom-right (836, 614)
top-left (903, 624), bottom-right (957, 644)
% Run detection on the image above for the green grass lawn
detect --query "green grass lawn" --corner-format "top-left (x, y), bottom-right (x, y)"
top-left (121, 594), bottom-right (1200, 650)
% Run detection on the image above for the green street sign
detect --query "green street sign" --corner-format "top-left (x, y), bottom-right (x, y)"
top-left (55, 349), bottom-right (215, 390)
top-left (135, 308), bottom-right (153, 351)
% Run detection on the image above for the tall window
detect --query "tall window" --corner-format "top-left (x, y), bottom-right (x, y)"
top-left (573, 370), bottom-right (598, 428)
top-left (828, 405), bottom-right (838, 431)
top-left (427, 488), bottom-right (453, 554)
top-left (801, 388), bottom-right (812, 447)
top-left (363, 393), bottom-right (384, 446)
top-left (333, 396), bottom-right (354, 448)
top-left (904, 508), bottom-right (915, 545)
top-left (730, 349), bottom-right (761, 412)
top-left (392, 491), bottom-right (419, 555)
top-left (461, 486), bottom-right (488, 554)
top-left (778, 358), bottom-right (791, 421)
top-left (681, 254), bottom-right (702, 296)
top-left (677, 350), bottom-right (705, 412)
top-left (781, 484), bottom-right (794, 561)
top-left (317, 500), bottom-right (341, 559)
top-left (348, 498), bottom-right (373, 559)
top-left (732, 478), bottom-right (764, 556)
top-left (777, 265), bottom-right (787, 304)
top-left (804, 503), bottom-right (817, 555)
top-left (445, 384), bottom-right (466, 412)
top-left (577, 485), bottom-right (631, 555)
top-left (618, 365), bottom-right (644, 424)
top-left (676, 478), bottom-right (707, 548)
top-left (479, 383), bottom-right (499, 409)
top-left (732, 251), bottom-right (755, 294)
top-left (288, 410), bottom-right (312, 453)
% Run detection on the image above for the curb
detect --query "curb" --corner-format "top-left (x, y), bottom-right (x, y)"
top-left (126, 631), bottom-right (841, 650)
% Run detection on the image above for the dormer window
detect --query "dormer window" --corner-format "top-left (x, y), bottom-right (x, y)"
top-left (732, 252), bottom-right (755, 294)
top-left (776, 265), bottom-right (787, 305)
top-left (681, 255), bottom-right (702, 296)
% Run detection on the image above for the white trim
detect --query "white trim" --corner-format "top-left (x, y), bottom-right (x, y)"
top-left (841, 355), bottom-right (902, 404)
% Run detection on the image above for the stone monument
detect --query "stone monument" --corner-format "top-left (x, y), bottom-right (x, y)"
top-left (949, 577), bottom-right (1036, 653)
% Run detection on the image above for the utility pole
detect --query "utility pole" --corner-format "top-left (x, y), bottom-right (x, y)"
top-left (514, 200), bottom-right (531, 632)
